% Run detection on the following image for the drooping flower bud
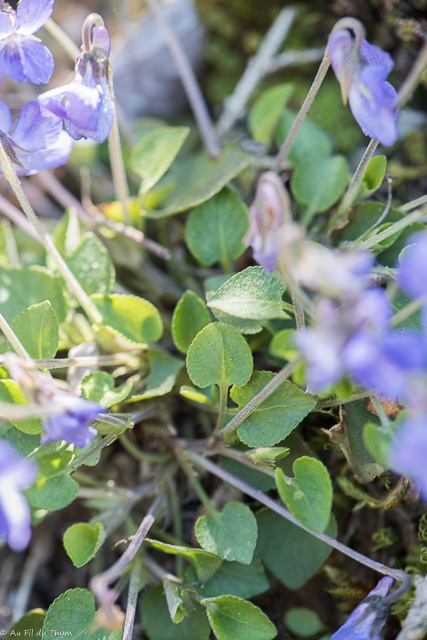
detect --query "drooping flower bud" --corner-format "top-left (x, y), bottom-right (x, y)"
top-left (331, 576), bottom-right (394, 640)
top-left (245, 172), bottom-right (294, 273)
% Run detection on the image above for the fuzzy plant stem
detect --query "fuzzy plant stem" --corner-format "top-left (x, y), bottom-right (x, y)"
top-left (221, 356), bottom-right (303, 440)
top-left (188, 450), bottom-right (411, 604)
top-left (144, 0), bottom-right (220, 158)
top-left (0, 143), bottom-right (103, 326)
top-left (355, 204), bottom-right (427, 251)
top-left (0, 312), bottom-right (31, 360)
top-left (107, 109), bottom-right (131, 225)
top-left (122, 562), bottom-right (142, 640)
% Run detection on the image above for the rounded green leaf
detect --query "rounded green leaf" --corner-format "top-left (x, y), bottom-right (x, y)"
top-left (284, 608), bottom-right (325, 637)
top-left (11, 301), bottom-right (59, 359)
top-left (230, 371), bottom-right (316, 447)
top-left (0, 379), bottom-right (42, 434)
top-left (91, 293), bottom-right (163, 347)
top-left (249, 83), bottom-right (294, 143)
top-left (275, 457), bottom-right (333, 533)
top-left (358, 155), bottom-right (387, 199)
top-left (5, 611), bottom-right (45, 639)
top-left (202, 595), bottom-right (277, 640)
top-left (129, 350), bottom-right (184, 400)
top-left (81, 371), bottom-right (133, 408)
top-left (191, 554), bottom-right (269, 600)
top-left (26, 474), bottom-right (79, 511)
top-left (141, 585), bottom-right (210, 640)
top-left (66, 232), bottom-right (115, 296)
top-left (172, 291), bottom-right (212, 353)
top-left (276, 110), bottom-right (332, 166)
top-left (0, 265), bottom-right (67, 323)
top-left (63, 522), bottom-right (105, 567)
top-left (291, 155), bottom-right (348, 213)
top-left (195, 502), bottom-right (258, 565)
top-left (185, 188), bottom-right (249, 266)
top-left (207, 267), bottom-right (287, 320)
top-left (130, 126), bottom-right (190, 193)
top-left (186, 323), bottom-right (253, 389)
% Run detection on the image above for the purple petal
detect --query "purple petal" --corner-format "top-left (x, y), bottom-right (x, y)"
top-left (0, 10), bottom-right (14, 38)
top-left (37, 85), bottom-right (70, 120)
top-left (15, 130), bottom-right (73, 173)
top-left (328, 30), bottom-right (353, 77)
top-left (41, 414), bottom-right (98, 448)
top-left (93, 25), bottom-right (111, 56)
top-left (17, 37), bottom-right (54, 84)
top-left (360, 39), bottom-right (394, 73)
top-left (391, 418), bottom-right (427, 500)
top-left (0, 39), bottom-right (27, 82)
top-left (397, 232), bottom-right (427, 298)
top-left (349, 65), bottom-right (398, 146)
top-left (0, 489), bottom-right (33, 551)
top-left (12, 100), bottom-right (62, 152)
top-left (0, 99), bottom-right (13, 133)
top-left (15, 0), bottom-right (54, 35)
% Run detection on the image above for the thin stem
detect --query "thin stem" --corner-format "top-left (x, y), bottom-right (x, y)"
top-left (395, 40), bottom-right (427, 111)
top-left (0, 143), bottom-right (103, 326)
top-left (82, 13), bottom-right (105, 53)
top-left (221, 357), bottom-right (303, 440)
top-left (213, 383), bottom-right (228, 435)
top-left (266, 47), bottom-right (325, 74)
top-left (392, 297), bottom-right (425, 328)
top-left (369, 395), bottom-right (391, 430)
top-left (316, 390), bottom-right (370, 409)
top-left (188, 450), bottom-right (411, 601)
top-left (216, 7), bottom-right (296, 137)
top-left (108, 72), bottom-right (132, 225)
top-left (120, 433), bottom-right (171, 463)
top-left (291, 292), bottom-right (305, 330)
top-left (0, 312), bottom-right (31, 360)
top-left (2, 220), bottom-right (19, 265)
top-left (177, 446), bottom-right (218, 518)
top-left (44, 18), bottom-right (81, 60)
top-left (122, 562), bottom-right (142, 640)
top-left (354, 204), bottom-right (427, 251)
top-left (6, 351), bottom-right (141, 371)
top-left (273, 51), bottom-right (330, 171)
top-left (399, 194), bottom-right (427, 213)
top-left (144, 0), bottom-right (220, 158)
top-left (35, 171), bottom-right (170, 259)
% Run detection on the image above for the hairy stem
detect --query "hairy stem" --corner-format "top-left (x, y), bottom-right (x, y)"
top-left (0, 312), bottom-right (31, 360)
top-left (122, 563), bottom-right (142, 640)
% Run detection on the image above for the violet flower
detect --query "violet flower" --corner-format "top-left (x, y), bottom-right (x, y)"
top-left (41, 395), bottom-right (105, 448)
top-left (328, 30), bottom-right (398, 146)
top-left (0, 440), bottom-right (37, 551)
top-left (38, 25), bottom-right (114, 143)
top-left (245, 171), bottom-right (293, 273)
top-left (397, 231), bottom-right (427, 299)
top-left (332, 576), bottom-right (394, 640)
top-left (0, 99), bottom-right (73, 173)
top-left (0, 0), bottom-right (55, 84)
top-left (391, 416), bottom-right (427, 500)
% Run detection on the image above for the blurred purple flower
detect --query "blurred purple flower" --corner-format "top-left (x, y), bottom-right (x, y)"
top-left (0, 440), bottom-right (37, 551)
top-left (391, 417), bottom-right (427, 500)
top-left (38, 25), bottom-right (114, 143)
top-left (0, 99), bottom-right (73, 173)
top-left (397, 231), bottom-right (427, 299)
top-left (328, 30), bottom-right (398, 146)
top-left (332, 576), bottom-right (394, 640)
top-left (41, 395), bottom-right (105, 448)
top-left (0, 0), bottom-right (55, 84)
top-left (245, 171), bottom-right (293, 273)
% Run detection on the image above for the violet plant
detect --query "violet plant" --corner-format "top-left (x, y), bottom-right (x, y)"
top-left (0, 2), bottom-right (427, 640)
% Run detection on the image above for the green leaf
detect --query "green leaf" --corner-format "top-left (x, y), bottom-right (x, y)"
top-left (276, 109), bottom-right (332, 166)
top-left (164, 581), bottom-right (193, 624)
top-left (291, 155), bottom-right (348, 215)
top-left (146, 539), bottom-right (223, 583)
top-left (269, 329), bottom-right (298, 361)
top-left (284, 608), bottom-right (325, 637)
top-left (363, 422), bottom-right (393, 468)
top-left (256, 509), bottom-right (337, 590)
top-left (358, 155), bottom-right (387, 199)
top-left (180, 385), bottom-right (215, 406)
top-left (90, 294), bottom-right (163, 347)
top-left (53, 207), bottom-right (81, 257)
top-left (230, 371), bottom-right (316, 447)
top-left (186, 323), bottom-right (253, 389)
top-left (0, 265), bottom-right (68, 323)
top-left (43, 588), bottom-right (121, 639)
top-left (185, 188), bottom-right (249, 267)
top-left (275, 457), bottom-right (333, 533)
top-left (130, 126), bottom-right (190, 193)
top-left (202, 595), bottom-right (277, 640)
top-left (0, 379), bottom-right (42, 434)
top-left (26, 473), bottom-right (79, 511)
top-left (189, 553), bottom-right (269, 599)
top-left (172, 291), bottom-right (212, 353)
top-left (66, 233), bottom-right (115, 296)
top-left (11, 301), bottom-right (59, 359)
top-left (207, 268), bottom-right (287, 321)
top-left (63, 522), bottom-right (105, 567)
top-left (145, 148), bottom-right (253, 218)
top-left (141, 586), bottom-right (210, 640)
top-left (35, 449), bottom-right (74, 478)
top-left (2, 427), bottom-right (40, 456)
top-left (195, 502), bottom-right (258, 564)
top-left (220, 456), bottom-right (276, 493)
top-left (249, 83), bottom-right (294, 143)
top-left (326, 402), bottom-right (383, 483)
top-left (5, 611), bottom-right (45, 639)
top-left (129, 350), bottom-right (184, 400)
top-left (205, 274), bottom-right (264, 335)
top-left (81, 371), bottom-right (133, 408)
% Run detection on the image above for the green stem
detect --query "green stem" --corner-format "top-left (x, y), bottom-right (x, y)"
top-left (0, 312), bottom-right (31, 360)
top-left (214, 383), bottom-right (228, 435)
top-left (399, 193), bottom-right (427, 213)
top-left (188, 450), bottom-right (411, 603)
top-left (369, 395), bottom-right (391, 431)
top-left (221, 356), bottom-right (303, 440)
top-left (391, 297), bottom-right (425, 328)
top-left (0, 142), bottom-right (103, 326)
top-left (177, 446), bottom-right (218, 518)
top-left (120, 433), bottom-right (171, 463)
top-left (108, 76), bottom-right (132, 225)
top-left (122, 562), bottom-right (142, 640)
top-left (353, 205), bottom-right (427, 251)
